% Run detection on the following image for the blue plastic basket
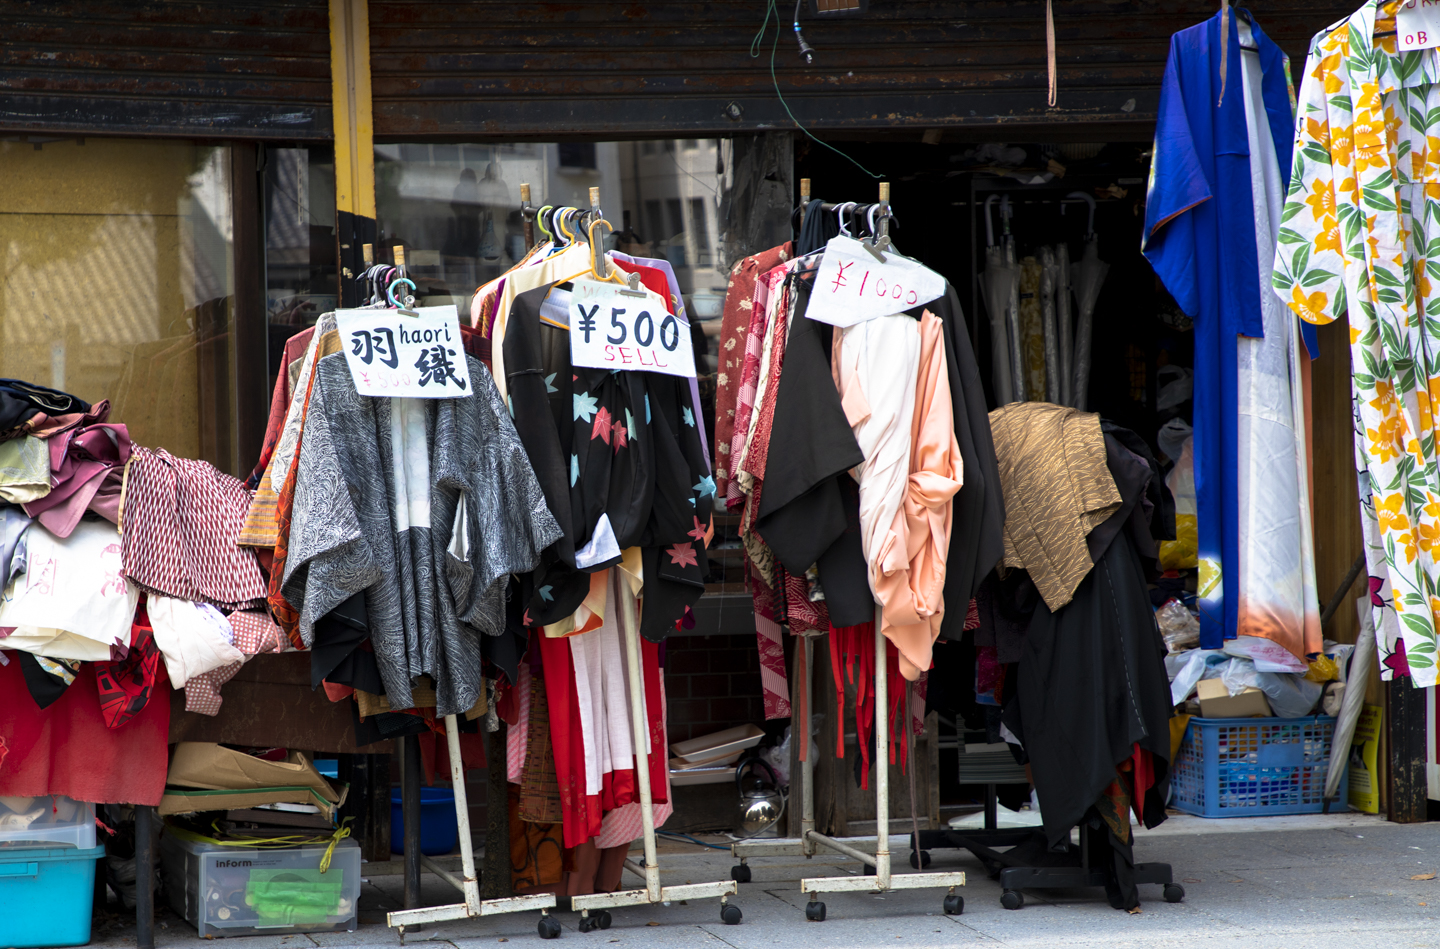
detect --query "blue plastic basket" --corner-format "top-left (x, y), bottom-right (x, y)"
top-left (1170, 715), bottom-right (1346, 818)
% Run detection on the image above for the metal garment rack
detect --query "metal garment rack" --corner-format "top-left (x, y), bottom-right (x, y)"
top-left (387, 717), bottom-right (561, 935)
top-left (568, 572), bottom-right (742, 932)
top-left (391, 185), bottom-right (739, 938)
top-left (730, 182), bottom-right (965, 920)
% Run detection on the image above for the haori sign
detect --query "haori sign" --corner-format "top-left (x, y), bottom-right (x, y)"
top-left (336, 305), bottom-right (473, 397)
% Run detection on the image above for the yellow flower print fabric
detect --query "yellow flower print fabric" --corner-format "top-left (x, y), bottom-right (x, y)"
top-left (1274, 0), bottom-right (1440, 683)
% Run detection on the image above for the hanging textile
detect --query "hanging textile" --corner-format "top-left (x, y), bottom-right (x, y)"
top-left (281, 352), bottom-right (561, 716)
top-left (1272, 0), bottom-right (1440, 682)
top-left (1144, 8), bottom-right (1321, 657)
top-left (0, 656), bottom-right (171, 806)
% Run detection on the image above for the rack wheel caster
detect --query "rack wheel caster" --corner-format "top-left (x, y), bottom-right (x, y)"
top-left (597, 910), bottom-right (613, 929)
top-left (731, 863), bottom-right (752, 883)
top-left (910, 850), bottom-right (932, 869)
top-left (579, 911), bottom-right (608, 933)
top-left (721, 903), bottom-right (743, 925)
top-left (538, 914), bottom-right (562, 939)
top-left (1163, 883), bottom-right (1185, 903)
top-left (943, 893), bottom-right (964, 915)
top-left (1001, 889), bottom-right (1024, 910)
top-left (805, 900), bottom-right (826, 922)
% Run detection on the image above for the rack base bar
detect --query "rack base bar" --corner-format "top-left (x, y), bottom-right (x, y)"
top-left (801, 871), bottom-right (967, 896)
top-left (807, 831), bottom-right (879, 867)
top-left (387, 894), bottom-right (559, 927)
top-left (731, 834), bottom-right (887, 861)
top-left (418, 853), bottom-right (469, 894)
top-left (571, 880), bottom-right (738, 913)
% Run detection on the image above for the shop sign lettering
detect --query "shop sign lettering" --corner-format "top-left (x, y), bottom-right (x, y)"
top-left (805, 236), bottom-right (945, 328)
top-left (336, 305), bottom-right (473, 397)
top-left (1398, 0), bottom-right (1440, 51)
top-left (568, 279), bottom-right (697, 378)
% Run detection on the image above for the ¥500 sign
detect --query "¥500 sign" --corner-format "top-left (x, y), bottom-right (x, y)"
top-left (568, 279), bottom-right (697, 378)
top-left (336, 305), bottom-right (474, 397)
top-left (1398, 0), bottom-right (1440, 51)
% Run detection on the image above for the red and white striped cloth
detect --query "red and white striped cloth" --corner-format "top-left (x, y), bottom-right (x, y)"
top-left (121, 447), bottom-right (267, 610)
top-left (756, 614), bottom-right (791, 720)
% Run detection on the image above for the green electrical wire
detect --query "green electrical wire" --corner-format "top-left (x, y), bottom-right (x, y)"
top-left (750, 0), bottom-right (884, 181)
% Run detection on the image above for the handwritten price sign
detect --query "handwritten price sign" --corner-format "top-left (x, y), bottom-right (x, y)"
top-left (1398, 0), bottom-right (1440, 51)
top-left (805, 236), bottom-right (945, 328)
top-left (335, 305), bottom-right (474, 398)
top-left (568, 279), bottom-right (697, 378)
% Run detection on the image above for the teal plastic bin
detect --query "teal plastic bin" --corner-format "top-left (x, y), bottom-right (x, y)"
top-left (0, 844), bottom-right (105, 947)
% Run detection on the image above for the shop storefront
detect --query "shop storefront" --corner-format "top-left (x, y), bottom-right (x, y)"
top-left (1, 0), bottom-right (1427, 944)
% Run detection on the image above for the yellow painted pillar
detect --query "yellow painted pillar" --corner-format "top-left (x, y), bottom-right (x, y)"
top-left (329, 0), bottom-right (376, 305)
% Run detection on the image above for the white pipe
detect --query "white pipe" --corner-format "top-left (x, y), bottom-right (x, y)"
top-left (443, 712), bottom-right (482, 915)
top-left (807, 831), bottom-right (878, 867)
top-left (873, 605), bottom-right (891, 889)
top-left (617, 577), bottom-right (662, 902)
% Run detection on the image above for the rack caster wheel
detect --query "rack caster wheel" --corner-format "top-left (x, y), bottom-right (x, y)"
top-left (805, 900), bottom-right (826, 922)
top-left (538, 915), bottom-right (562, 939)
top-left (1000, 890), bottom-right (1024, 910)
top-left (731, 863), bottom-right (752, 883)
top-left (721, 903), bottom-right (743, 925)
top-left (910, 850), bottom-right (932, 869)
top-left (943, 893), bottom-right (964, 915)
top-left (579, 911), bottom-right (606, 933)
top-left (1163, 883), bottom-right (1185, 903)
top-left (597, 910), bottom-right (612, 929)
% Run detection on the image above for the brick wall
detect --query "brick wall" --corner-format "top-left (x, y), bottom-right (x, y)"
top-left (663, 634), bottom-right (767, 744)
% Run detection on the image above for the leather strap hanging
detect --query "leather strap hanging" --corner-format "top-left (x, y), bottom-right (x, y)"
top-left (1046, 0), bottom-right (1058, 107)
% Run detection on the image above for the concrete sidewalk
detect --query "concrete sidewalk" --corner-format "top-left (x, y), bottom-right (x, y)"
top-left (90, 813), bottom-right (1440, 949)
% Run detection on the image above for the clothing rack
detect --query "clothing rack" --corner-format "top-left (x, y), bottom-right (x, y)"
top-left (397, 185), bottom-right (739, 938)
top-left (730, 182), bottom-right (966, 921)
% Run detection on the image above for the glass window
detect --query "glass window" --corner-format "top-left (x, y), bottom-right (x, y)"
top-left (263, 145), bottom-right (337, 394)
top-left (0, 138), bottom-right (238, 471)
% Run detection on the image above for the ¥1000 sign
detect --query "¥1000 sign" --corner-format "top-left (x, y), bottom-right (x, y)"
top-left (336, 305), bottom-right (474, 397)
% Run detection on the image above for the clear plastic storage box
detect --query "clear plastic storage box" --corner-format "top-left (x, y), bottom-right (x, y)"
top-left (0, 795), bottom-right (96, 850)
top-left (160, 831), bottom-right (360, 937)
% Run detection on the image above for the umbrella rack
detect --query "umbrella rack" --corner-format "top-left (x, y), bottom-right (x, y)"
top-left (730, 182), bottom-right (966, 920)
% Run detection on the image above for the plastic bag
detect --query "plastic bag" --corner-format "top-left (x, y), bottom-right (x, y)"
top-left (1159, 438), bottom-right (1197, 570)
top-left (760, 727), bottom-right (792, 788)
top-left (1222, 635), bottom-right (1308, 674)
top-left (1305, 654), bottom-right (1340, 683)
top-left (1170, 649), bottom-right (1228, 706)
top-left (1223, 658), bottom-right (1323, 717)
top-left (1155, 598), bottom-right (1200, 653)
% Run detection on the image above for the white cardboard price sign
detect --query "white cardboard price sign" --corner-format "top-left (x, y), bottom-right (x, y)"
top-left (804, 236), bottom-right (945, 328)
top-left (568, 279), bottom-right (697, 377)
top-left (335, 305), bottom-right (474, 397)
top-left (1398, 0), bottom-right (1440, 52)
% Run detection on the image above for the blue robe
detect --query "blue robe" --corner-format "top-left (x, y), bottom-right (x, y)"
top-left (1142, 11), bottom-right (1316, 648)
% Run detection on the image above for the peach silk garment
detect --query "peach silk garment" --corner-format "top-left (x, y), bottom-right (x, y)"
top-left (873, 312), bottom-right (963, 681)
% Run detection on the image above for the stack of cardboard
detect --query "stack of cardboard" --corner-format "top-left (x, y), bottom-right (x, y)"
top-left (160, 743), bottom-right (343, 820)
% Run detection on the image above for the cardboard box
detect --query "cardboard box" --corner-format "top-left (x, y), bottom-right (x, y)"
top-left (161, 743), bottom-right (341, 817)
top-left (1196, 679), bottom-right (1272, 718)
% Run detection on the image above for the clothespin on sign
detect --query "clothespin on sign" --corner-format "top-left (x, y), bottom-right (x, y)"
top-left (863, 182), bottom-right (892, 262)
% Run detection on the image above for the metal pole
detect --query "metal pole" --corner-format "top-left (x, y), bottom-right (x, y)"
top-left (618, 575), bottom-right (662, 902)
top-left (135, 804), bottom-right (155, 949)
top-left (874, 606), bottom-right (891, 889)
top-left (443, 714), bottom-right (482, 915)
top-left (520, 183), bottom-right (535, 250)
top-left (402, 733), bottom-right (423, 911)
top-left (801, 635), bottom-right (816, 857)
top-left (1056, 244), bottom-right (1073, 405)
